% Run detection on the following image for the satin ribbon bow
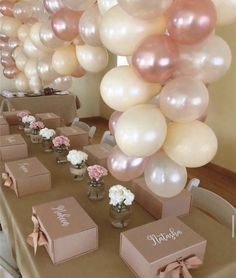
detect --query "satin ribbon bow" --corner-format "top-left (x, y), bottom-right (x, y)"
top-left (159, 256), bottom-right (202, 278)
top-left (1, 173), bottom-right (12, 188)
top-left (27, 215), bottom-right (47, 255)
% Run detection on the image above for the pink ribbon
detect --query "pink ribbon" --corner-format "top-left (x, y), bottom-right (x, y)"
top-left (27, 215), bottom-right (47, 255)
top-left (1, 173), bottom-right (12, 188)
top-left (159, 256), bottom-right (202, 278)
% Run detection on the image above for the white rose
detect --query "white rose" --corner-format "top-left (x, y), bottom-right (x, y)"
top-left (22, 115), bottom-right (36, 124)
top-left (39, 128), bottom-right (55, 139)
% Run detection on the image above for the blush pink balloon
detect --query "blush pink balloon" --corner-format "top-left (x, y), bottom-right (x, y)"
top-left (107, 146), bottom-right (147, 182)
top-left (1, 47), bottom-right (13, 59)
top-left (132, 34), bottom-right (179, 84)
top-left (3, 66), bottom-right (20, 79)
top-left (1, 56), bottom-right (15, 67)
top-left (0, 33), bottom-right (9, 42)
top-left (109, 111), bottom-right (123, 135)
top-left (72, 66), bottom-right (86, 78)
top-left (167, 0), bottom-right (217, 45)
top-left (51, 7), bottom-right (82, 41)
top-left (44, 0), bottom-right (64, 14)
top-left (0, 40), bottom-right (8, 50)
top-left (0, 0), bottom-right (14, 17)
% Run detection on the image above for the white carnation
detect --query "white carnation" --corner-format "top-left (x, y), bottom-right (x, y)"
top-left (109, 185), bottom-right (135, 206)
top-left (22, 115), bottom-right (36, 124)
top-left (67, 150), bottom-right (88, 166)
top-left (39, 128), bottom-right (56, 140)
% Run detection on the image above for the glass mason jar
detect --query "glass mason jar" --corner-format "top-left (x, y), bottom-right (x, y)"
top-left (30, 130), bottom-right (42, 144)
top-left (18, 118), bottom-right (24, 130)
top-left (41, 138), bottom-right (53, 152)
top-left (87, 179), bottom-right (105, 201)
top-left (24, 123), bottom-right (31, 136)
top-left (54, 147), bottom-right (68, 164)
top-left (69, 164), bottom-right (87, 181)
top-left (110, 205), bottom-right (131, 229)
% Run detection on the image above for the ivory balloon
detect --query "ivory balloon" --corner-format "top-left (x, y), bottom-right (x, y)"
top-left (99, 5), bottom-right (166, 56)
top-left (15, 51), bottom-right (28, 70)
top-left (107, 146), bottom-right (146, 181)
top-left (62, 0), bottom-right (96, 11)
top-left (132, 34), bottom-right (179, 84)
top-left (50, 75), bottom-right (72, 91)
top-left (51, 8), bottom-right (82, 41)
top-left (13, 1), bottom-right (31, 22)
top-left (23, 37), bottom-right (46, 59)
top-left (175, 35), bottom-right (232, 83)
top-left (1, 47), bottom-right (12, 58)
top-left (30, 23), bottom-right (52, 52)
top-left (163, 121), bottom-right (218, 168)
top-left (118, 0), bottom-right (173, 19)
top-left (159, 77), bottom-right (209, 123)
top-left (24, 59), bottom-right (38, 79)
top-left (97, 0), bottom-right (118, 15)
top-left (29, 76), bottom-right (43, 92)
top-left (52, 45), bottom-right (81, 75)
top-left (43, 0), bottom-right (64, 14)
top-left (115, 104), bottom-right (167, 157)
top-left (0, 1), bottom-right (14, 17)
top-left (109, 111), bottom-right (122, 135)
top-left (76, 45), bottom-right (108, 73)
top-left (1, 16), bottom-right (21, 37)
top-left (8, 37), bottom-right (19, 49)
top-left (12, 46), bottom-right (22, 59)
top-left (17, 24), bottom-right (30, 42)
top-left (212, 0), bottom-right (236, 25)
top-left (15, 72), bottom-right (29, 91)
top-left (37, 55), bottom-right (59, 82)
top-left (101, 66), bottom-right (161, 112)
top-left (3, 66), bottom-right (20, 79)
top-left (144, 151), bottom-right (187, 198)
top-left (79, 3), bottom-right (102, 46)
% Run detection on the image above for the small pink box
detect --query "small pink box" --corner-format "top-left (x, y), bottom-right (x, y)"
top-left (3, 110), bottom-right (30, 125)
top-left (0, 134), bottom-right (28, 161)
top-left (4, 157), bottom-right (51, 198)
top-left (28, 197), bottom-right (98, 264)
top-left (83, 143), bottom-right (112, 167)
top-left (132, 177), bottom-right (191, 219)
top-left (120, 216), bottom-right (207, 278)
top-left (0, 117), bottom-right (10, 135)
top-left (35, 113), bottom-right (61, 129)
top-left (57, 126), bottom-right (89, 148)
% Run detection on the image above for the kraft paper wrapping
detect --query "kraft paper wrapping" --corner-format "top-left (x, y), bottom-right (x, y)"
top-left (2, 110), bottom-right (30, 125)
top-left (36, 113), bottom-right (61, 130)
top-left (57, 126), bottom-right (89, 148)
top-left (0, 126), bottom-right (235, 278)
top-left (0, 117), bottom-right (10, 136)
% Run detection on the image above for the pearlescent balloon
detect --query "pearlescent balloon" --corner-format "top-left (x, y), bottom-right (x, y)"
top-left (8, 37), bottom-right (19, 49)
top-left (115, 104), bottom-right (167, 157)
top-left (76, 45), bottom-right (108, 73)
top-left (1, 16), bottom-right (21, 37)
top-left (159, 77), bottom-right (209, 123)
top-left (107, 146), bottom-right (146, 181)
top-left (15, 51), bottom-right (28, 70)
top-left (37, 55), bottom-right (59, 82)
top-left (1, 56), bottom-right (15, 67)
top-left (99, 5), bottom-right (166, 56)
top-left (62, 0), bottom-right (96, 11)
top-left (163, 121), bottom-right (218, 168)
top-left (0, 40), bottom-right (8, 50)
top-left (50, 75), bottom-right (72, 91)
top-left (167, 0), bottom-right (217, 45)
top-left (109, 111), bottom-right (122, 135)
top-left (30, 23), bottom-right (52, 52)
top-left (13, 1), bottom-right (31, 22)
top-left (0, 1), bottom-right (14, 17)
top-left (3, 66), bottom-right (20, 79)
top-left (0, 32), bottom-right (9, 42)
top-left (101, 66), bottom-right (161, 112)
top-left (175, 35), bottom-right (232, 83)
top-left (17, 24), bottom-right (30, 42)
top-left (212, 0), bottom-right (236, 25)
top-left (15, 72), bottom-right (29, 91)
top-left (1, 47), bottom-right (12, 59)
top-left (24, 58), bottom-right (38, 79)
top-left (43, 0), bottom-right (64, 14)
top-left (12, 46), bottom-right (22, 59)
top-left (132, 34), bottom-right (179, 84)
top-left (79, 3), bottom-right (102, 46)
top-left (97, 0), bottom-right (118, 15)
top-left (23, 37), bottom-right (46, 59)
top-left (118, 0), bottom-right (173, 19)
top-left (29, 76), bottom-right (43, 92)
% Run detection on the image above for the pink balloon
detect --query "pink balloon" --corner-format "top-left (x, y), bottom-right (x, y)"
top-left (107, 146), bottom-right (147, 181)
top-left (0, 33), bottom-right (9, 42)
top-left (0, 40), bottom-right (8, 50)
top-left (62, 0), bottom-right (96, 11)
top-left (132, 34), bottom-right (179, 84)
top-left (0, 0), bottom-right (14, 17)
top-left (51, 8), bottom-right (82, 41)
top-left (1, 56), bottom-right (15, 67)
top-left (167, 0), bottom-right (217, 45)
top-left (1, 47), bottom-right (13, 59)
top-left (109, 111), bottom-right (123, 135)
top-left (43, 0), bottom-right (64, 14)
top-left (72, 66), bottom-right (86, 78)
top-left (3, 66), bottom-right (20, 79)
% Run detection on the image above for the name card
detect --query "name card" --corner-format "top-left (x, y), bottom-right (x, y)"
top-left (146, 228), bottom-right (183, 246)
top-left (7, 136), bottom-right (16, 144)
top-left (18, 163), bottom-right (29, 173)
top-left (51, 205), bottom-right (71, 227)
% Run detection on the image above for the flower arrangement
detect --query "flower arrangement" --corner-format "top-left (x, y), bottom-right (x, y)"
top-left (22, 115), bottom-right (36, 125)
top-left (52, 135), bottom-right (70, 149)
top-left (109, 185), bottom-right (135, 211)
top-left (39, 128), bottom-right (56, 140)
top-left (87, 165), bottom-right (108, 182)
top-left (29, 121), bottom-right (45, 134)
top-left (17, 111), bottom-right (29, 119)
top-left (67, 150), bottom-right (88, 169)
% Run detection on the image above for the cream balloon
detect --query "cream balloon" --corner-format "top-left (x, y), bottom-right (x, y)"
top-left (52, 45), bottom-right (81, 75)
top-left (163, 121), bottom-right (218, 168)
top-left (24, 58), bottom-right (38, 79)
top-left (1, 16), bottom-right (21, 37)
top-left (29, 76), bottom-right (43, 92)
top-left (76, 45), bottom-right (108, 73)
top-left (17, 24), bottom-right (30, 42)
top-left (15, 72), bottom-right (29, 91)
top-left (115, 104), bottom-right (167, 157)
top-left (99, 5), bottom-right (166, 56)
top-left (23, 37), bottom-right (46, 59)
top-left (37, 55), bottom-right (60, 82)
top-left (12, 46), bottom-right (22, 59)
top-left (101, 66), bottom-right (161, 112)
top-left (50, 76), bottom-right (72, 91)
top-left (212, 0), bottom-right (236, 25)
top-left (30, 23), bottom-right (52, 52)
top-left (62, 0), bottom-right (96, 11)
top-left (97, 0), bottom-right (118, 15)
top-left (144, 151), bottom-right (187, 198)
top-left (15, 51), bottom-right (28, 70)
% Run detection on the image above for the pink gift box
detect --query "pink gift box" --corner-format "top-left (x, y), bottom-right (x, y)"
top-left (120, 216), bottom-right (207, 278)
top-left (35, 113), bottom-right (61, 129)
top-left (132, 177), bottom-right (191, 219)
top-left (83, 143), bottom-right (112, 167)
top-left (0, 117), bottom-right (10, 136)
top-left (57, 126), bottom-right (89, 148)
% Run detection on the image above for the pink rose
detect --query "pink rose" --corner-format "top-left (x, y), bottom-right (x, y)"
top-left (29, 121), bottom-right (45, 130)
top-left (17, 111), bottom-right (29, 119)
top-left (87, 165), bottom-right (108, 181)
top-left (52, 136), bottom-right (70, 147)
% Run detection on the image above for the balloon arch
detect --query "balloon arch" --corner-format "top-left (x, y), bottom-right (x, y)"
top-left (0, 0), bottom-right (235, 198)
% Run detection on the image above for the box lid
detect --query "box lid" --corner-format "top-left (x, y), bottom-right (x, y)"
top-left (33, 197), bottom-right (97, 240)
top-left (0, 118), bottom-right (8, 125)
top-left (57, 126), bottom-right (87, 136)
top-left (84, 143), bottom-right (112, 158)
top-left (3, 110), bottom-right (30, 116)
top-left (121, 217), bottom-right (206, 263)
top-left (36, 113), bottom-right (60, 119)
top-left (0, 134), bottom-right (25, 147)
top-left (5, 157), bottom-right (49, 178)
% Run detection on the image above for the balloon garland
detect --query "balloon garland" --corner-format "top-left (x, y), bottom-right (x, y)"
top-left (0, 0), bottom-right (235, 198)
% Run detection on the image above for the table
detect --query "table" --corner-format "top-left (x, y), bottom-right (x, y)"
top-left (0, 94), bottom-right (80, 125)
top-left (0, 127), bottom-right (235, 278)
